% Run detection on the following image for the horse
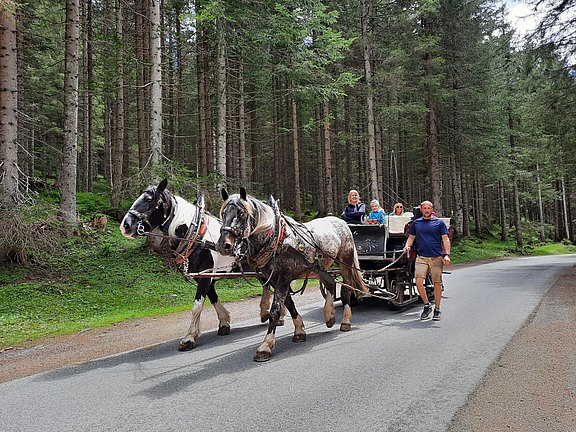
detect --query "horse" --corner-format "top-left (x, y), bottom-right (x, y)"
top-left (120, 179), bottom-right (280, 351)
top-left (217, 187), bottom-right (369, 362)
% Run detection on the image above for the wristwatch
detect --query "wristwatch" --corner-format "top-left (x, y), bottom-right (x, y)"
top-left (443, 253), bottom-right (451, 258)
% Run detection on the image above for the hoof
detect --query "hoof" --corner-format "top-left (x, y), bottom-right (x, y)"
top-left (292, 333), bottom-right (306, 343)
top-left (340, 322), bottom-right (351, 332)
top-left (326, 317), bottom-right (335, 328)
top-left (260, 313), bottom-right (269, 323)
top-left (254, 350), bottom-right (272, 362)
top-left (178, 340), bottom-right (196, 351)
top-left (277, 319), bottom-right (285, 326)
top-left (217, 324), bottom-right (231, 336)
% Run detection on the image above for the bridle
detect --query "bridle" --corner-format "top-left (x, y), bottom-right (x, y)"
top-left (220, 198), bottom-right (288, 274)
top-left (128, 189), bottom-right (174, 235)
top-left (220, 201), bottom-right (252, 240)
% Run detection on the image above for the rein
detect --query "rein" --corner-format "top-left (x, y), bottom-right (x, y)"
top-left (138, 229), bottom-right (217, 252)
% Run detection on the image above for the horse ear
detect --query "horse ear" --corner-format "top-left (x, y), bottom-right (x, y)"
top-left (158, 178), bottom-right (168, 192)
top-left (221, 189), bottom-right (229, 201)
top-left (240, 187), bottom-right (247, 200)
top-left (268, 195), bottom-right (276, 209)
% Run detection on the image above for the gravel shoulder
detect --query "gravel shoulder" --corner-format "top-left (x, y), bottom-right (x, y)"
top-left (2, 262), bottom-right (576, 431)
top-left (449, 263), bottom-right (576, 431)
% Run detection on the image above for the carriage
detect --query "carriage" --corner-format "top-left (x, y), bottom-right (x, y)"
top-left (122, 180), bottom-right (452, 361)
top-left (346, 215), bottom-right (453, 309)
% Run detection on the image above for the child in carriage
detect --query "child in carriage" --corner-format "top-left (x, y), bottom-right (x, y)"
top-left (367, 199), bottom-right (387, 225)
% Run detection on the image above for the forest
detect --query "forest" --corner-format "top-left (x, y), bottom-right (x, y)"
top-left (1, 0), bottom-right (575, 248)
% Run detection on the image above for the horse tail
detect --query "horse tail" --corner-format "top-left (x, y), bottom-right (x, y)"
top-left (349, 246), bottom-right (369, 294)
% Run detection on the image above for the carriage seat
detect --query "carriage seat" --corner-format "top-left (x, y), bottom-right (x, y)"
top-left (387, 216), bottom-right (413, 234)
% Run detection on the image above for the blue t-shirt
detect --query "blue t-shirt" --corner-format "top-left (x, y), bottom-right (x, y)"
top-left (408, 216), bottom-right (448, 257)
top-left (367, 210), bottom-right (386, 224)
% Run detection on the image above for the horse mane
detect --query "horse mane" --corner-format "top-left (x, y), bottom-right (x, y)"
top-left (220, 193), bottom-right (274, 236)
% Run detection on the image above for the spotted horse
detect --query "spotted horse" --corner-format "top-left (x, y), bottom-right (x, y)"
top-left (218, 187), bottom-right (369, 362)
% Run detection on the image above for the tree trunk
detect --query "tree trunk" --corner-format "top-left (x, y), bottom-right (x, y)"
top-left (344, 96), bottom-right (353, 192)
top-left (60, 0), bottom-right (80, 225)
top-left (272, 73), bottom-right (281, 198)
top-left (473, 177), bottom-right (483, 236)
top-left (451, 153), bottom-right (463, 234)
top-left (536, 163), bottom-right (545, 241)
top-left (195, 1), bottom-right (208, 176)
top-left (566, 179), bottom-right (574, 242)
top-left (237, 56), bottom-right (246, 187)
top-left (422, 13), bottom-right (443, 214)
top-left (426, 97), bottom-right (442, 213)
top-left (110, 0), bottom-right (124, 209)
top-left (461, 172), bottom-right (470, 237)
top-left (561, 176), bottom-right (570, 240)
top-left (499, 179), bottom-right (507, 241)
top-left (291, 80), bottom-right (301, 220)
top-left (315, 105), bottom-right (326, 216)
top-left (216, 18), bottom-right (226, 186)
top-left (135, 0), bottom-right (148, 169)
top-left (361, 0), bottom-right (379, 202)
top-left (322, 99), bottom-right (334, 215)
top-left (81, 0), bottom-right (93, 192)
top-left (0, 2), bottom-right (19, 207)
top-left (149, 0), bottom-right (162, 166)
top-left (508, 108), bottom-right (523, 248)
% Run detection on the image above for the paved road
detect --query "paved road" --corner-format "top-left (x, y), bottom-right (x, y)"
top-left (1, 255), bottom-right (574, 432)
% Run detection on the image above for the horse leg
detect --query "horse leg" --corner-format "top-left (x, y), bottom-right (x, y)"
top-left (338, 247), bottom-right (367, 332)
top-left (339, 285), bottom-right (353, 332)
top-left (321, 277), bottom-right (336, 328)
top-left (178, 278), bottom-right (207, 351)
top-left (259, 285), bottom-right (286, 326)
top-left (259, 286), bottom-right (271, 323)
top-left (285, 294), bottom-right (306, 342)
top-left (179, 249), bottom-right (230, 351)
top-left (254, 283), bottom-right (288, 362)
top-left (206, 280), bottom-right (231, 335)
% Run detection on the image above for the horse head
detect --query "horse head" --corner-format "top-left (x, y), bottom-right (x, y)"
top-left (218, 187), bottom-right (277, 258)
top-left (120, 178), bottom-right (173, 238)
top-left (218, 187), bottom-right (250, 256)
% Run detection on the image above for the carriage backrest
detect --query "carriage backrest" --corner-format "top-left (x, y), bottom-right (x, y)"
top-left (349, 224), bottom-right (387, 255)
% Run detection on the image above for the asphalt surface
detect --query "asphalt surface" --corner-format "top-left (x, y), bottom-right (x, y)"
top-left (1, 255), bottom-right (575, 432)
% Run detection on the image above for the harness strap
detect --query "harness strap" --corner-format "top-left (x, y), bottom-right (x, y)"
top-left (175, 209), bottom-right (208, 264)
top-left (284, 245), bottom-right (333, 281)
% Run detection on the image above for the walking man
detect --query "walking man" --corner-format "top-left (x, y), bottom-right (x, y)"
top-left (403, 200), bottom-right (451, 320)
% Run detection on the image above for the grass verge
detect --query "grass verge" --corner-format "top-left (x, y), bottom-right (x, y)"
top-left (0, 223), bottom-right (262, 349)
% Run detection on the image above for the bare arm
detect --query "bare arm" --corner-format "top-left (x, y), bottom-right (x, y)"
top-left (442, 234), bottom-right (451, 265)
top-left (404, 234), bottom-right (416, 252)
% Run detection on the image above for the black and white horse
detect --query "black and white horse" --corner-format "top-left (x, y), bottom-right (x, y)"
top-left (218, 187), bottom-right (369, 362)
top-left (120, 179), bottom-right (278, 351)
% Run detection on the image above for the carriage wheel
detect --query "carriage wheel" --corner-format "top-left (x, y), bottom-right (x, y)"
top-left (388, 279), bottom-right (405, 310)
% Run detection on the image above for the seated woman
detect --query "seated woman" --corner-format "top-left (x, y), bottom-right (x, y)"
top-left (389, 202), bottom-right (406, 216)
top-left (341, 189), bottom-right (366, 224)
top-left (367, 199), bottom-right (386, 225)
